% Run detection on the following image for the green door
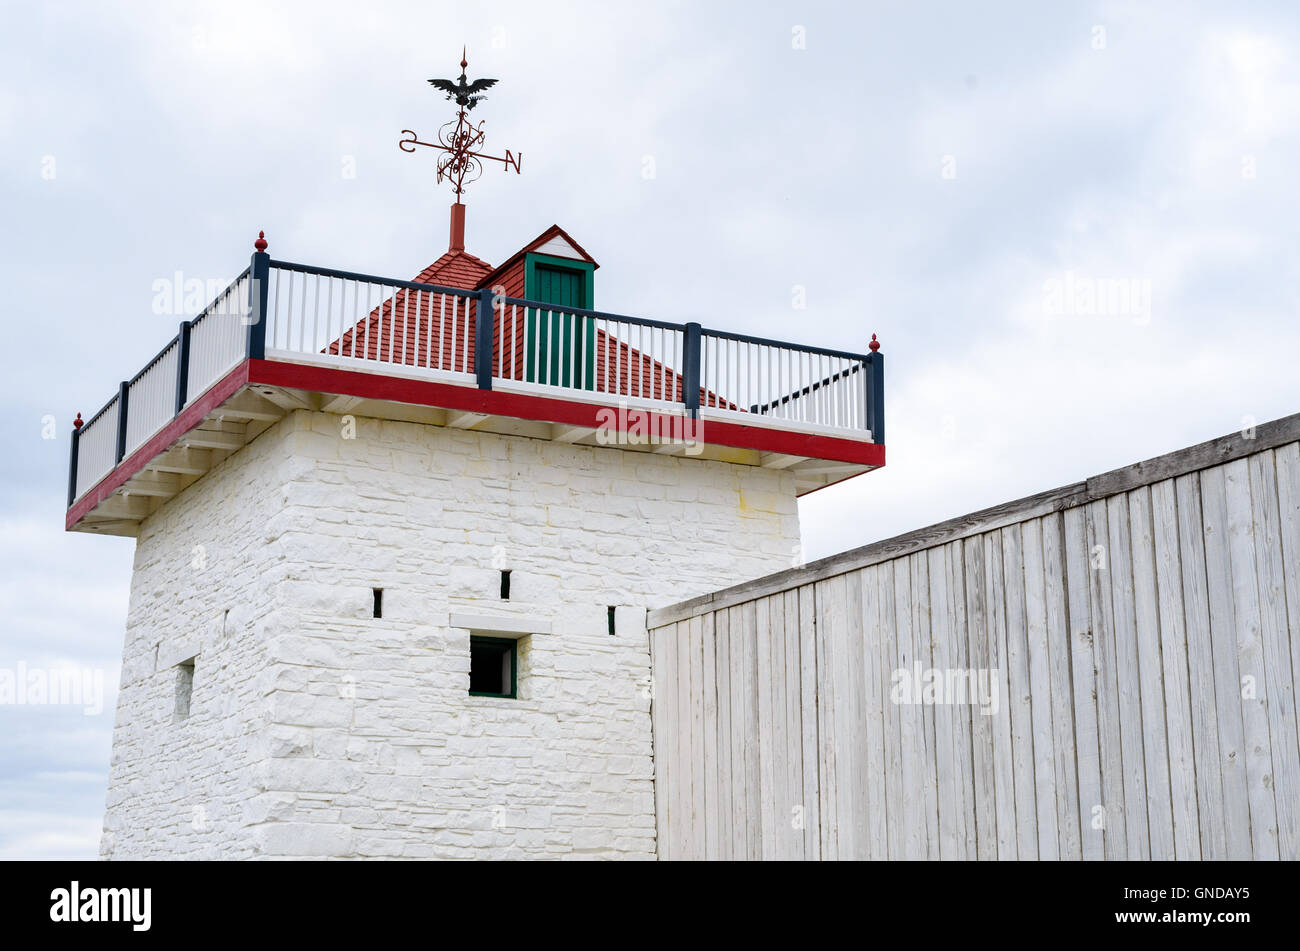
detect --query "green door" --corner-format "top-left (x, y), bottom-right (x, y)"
top-left (527, 263), bottom-right (594, 389)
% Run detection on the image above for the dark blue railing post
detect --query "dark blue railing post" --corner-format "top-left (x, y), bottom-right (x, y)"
top-left (865, 334), bottom-right (885, 444)
top-left (682, 322), bottom-right (702, 416)
top-left (67, 420), bottom-right (81, 508)
top-left (246, 231), bottom-right (271, 360)
top-left (114, 381), bottom-right (130, 463)
top-left (475, 286), bottom-right (495, 390)
top-left (174, 320), bottom-right (191, 415)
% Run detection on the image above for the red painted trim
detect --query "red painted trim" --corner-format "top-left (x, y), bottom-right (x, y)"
top-left (65, 362), bottom-right (250, 530)
top-left (246, 359), bottom-right (886, 468)
top-left (68, 356), bottom-right (886, 529)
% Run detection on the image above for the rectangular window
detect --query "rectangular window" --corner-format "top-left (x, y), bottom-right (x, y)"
top-left (373, 588), bottom-right (383, 618)
top-left (469, 636), bottom-right (517, 699)
top-left (175, 658), bottom-right (195, 720)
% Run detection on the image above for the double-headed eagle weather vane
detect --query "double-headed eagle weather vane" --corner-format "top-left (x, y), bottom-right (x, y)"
top-left (399, 48), bottom-right (522, 202)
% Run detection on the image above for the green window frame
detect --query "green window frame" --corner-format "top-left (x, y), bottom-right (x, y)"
top-left (468, 635), bottom-right (518, 699)
top-left (524, 252), bottom-right (595, 390)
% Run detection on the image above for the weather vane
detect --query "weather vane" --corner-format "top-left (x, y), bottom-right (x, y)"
top-left (399, 48), bottom-right (522, 201)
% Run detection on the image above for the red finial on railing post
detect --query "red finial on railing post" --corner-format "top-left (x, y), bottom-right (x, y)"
top-left (254, 230), bottom-right (268, 253)
top-left (869, 333), bottom-right (880, 353)
top-left (73, 413), bottom-right (83, 430)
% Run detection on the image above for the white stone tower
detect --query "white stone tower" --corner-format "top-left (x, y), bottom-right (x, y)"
top-left (70, 215), bottom-right (883, 858)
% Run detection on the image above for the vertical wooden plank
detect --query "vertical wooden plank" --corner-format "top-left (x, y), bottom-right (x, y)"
top-left (1273, 442), bottom-right (1300, 860)
top-left (814, 579), bottom-right (840, 860)
top-left (650, 622), bottom-right (674, 860)
top-left (700, 612), bottom-right (720, 861)
top-left (689, 614), bottom-right (707, 857)
top-left (713, 608), bottom-right (733, 860)
top-left (1129, 486), bottom-right (1175, 860)
top-left (1248, 450), bottom-right (1299, 860)
top-left (1224, 457), bottom-right (1279, 859)
top-left (1002, 525), bottom-right (1039, 858)
top-left (798, 585), bottom-right (821, 860)
top-left (1175, 472), bottom-right (1227, 860)
top-left (741, 600), bottom-right (763, 860)
top-left (1106, 493), bottom-right (1150, 859)
top-left (963, 536), bottom-right (998, 859)
top-left (1022, 518), bottom-right (1060, 859)
top-left (983, 530), bottom-right (1018, 859)
top-left (849, 568), bottom-right (878, 859)
top-left (1150, 480), bottom-right (1201, 860)
top-left (680, 614), bottom-right (696, 858)
top-left (927, 545), bottom-right (960, 859)
top-left (1230, 459), bottom-right (1282, 860)
top-left (912, 552), bottom-right (940, 858)
top-left (947, 541), bottom-right (977, 858)
top-left (1043, 511), bottom-right (1082, 860)
top-left (1064, 505), bottom-right (1105, 860)
top-left (878, 563), bottom-right (904, 860)
top-left (673, 619), bottom-right (693, 859)
top-left (894, 554), bottom-right (926, 859)
top-left (1200, 464), bottom-right (1253, 859)
top-left (660, 621), bottom-right (681, 857)
top-left (765, 592), bottom-right (790, 859)
top-left (1086, 499), bottom-right (1126, 858)
top-left (754, 595), bottom-right (777, 859)
top-left (728, 605), bottom-right (749, 860)
top-left (828, 575), bottom-right (853, 858)
top-left (783, 588), bottom-right (805, 860)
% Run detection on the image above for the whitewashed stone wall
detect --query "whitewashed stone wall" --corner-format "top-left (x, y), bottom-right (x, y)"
top-left (102, 409), bottom-right (800, 859)
top-left (100, 417), bottom-right (299, 859)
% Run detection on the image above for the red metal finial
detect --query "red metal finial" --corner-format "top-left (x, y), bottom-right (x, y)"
top-left (73, 412), bottom-right (83, 430)
top-left (254, 230), bottom-right (268, 253)
top-left (461, 46), bottom-right (468, 71)
top-left (869, 333), bottom-right (880, 353)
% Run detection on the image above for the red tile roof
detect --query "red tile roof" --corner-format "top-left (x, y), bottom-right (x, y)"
top-left (414, 249), bottom-right (494, 291)
top-left (325, 229), bottom-right (727, 408)
top-left (326, 284), bottom-right (476, 371)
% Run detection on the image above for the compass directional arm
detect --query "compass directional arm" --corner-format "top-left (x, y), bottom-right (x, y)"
top-left (399, 50), bottom-right (522, 200)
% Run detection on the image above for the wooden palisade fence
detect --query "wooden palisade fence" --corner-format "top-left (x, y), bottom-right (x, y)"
top-left (647, 413), bottom-right (1300, 860)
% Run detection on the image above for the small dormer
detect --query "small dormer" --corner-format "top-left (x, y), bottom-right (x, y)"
top-left (523, 229), bottom-right (596, 306)
top-left (479, 226), bottom-right (598, 389)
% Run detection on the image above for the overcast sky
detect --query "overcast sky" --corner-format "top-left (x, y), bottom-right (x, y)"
top-left (2, 0), bottom-right (1298, 859)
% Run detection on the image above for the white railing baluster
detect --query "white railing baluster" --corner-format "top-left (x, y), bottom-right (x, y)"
top-left (285, 271), bottom-right (297, 352)
top-left (436, 294), bottom-right (445, 370)
top-left (325, 275), bottom-right (334, 358)
top-left (361, 280), bottom-right (368, 360)
top-left (515, 304), bottom-right (522, 382)
top-left (423, 292), bottom-right (432, 368)
top-left (309, 274), bottom-right (319, 353)
top-left (386, 288), bottom-right (394, 364)
top-left (297, 270), bottom-right (307, 353)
